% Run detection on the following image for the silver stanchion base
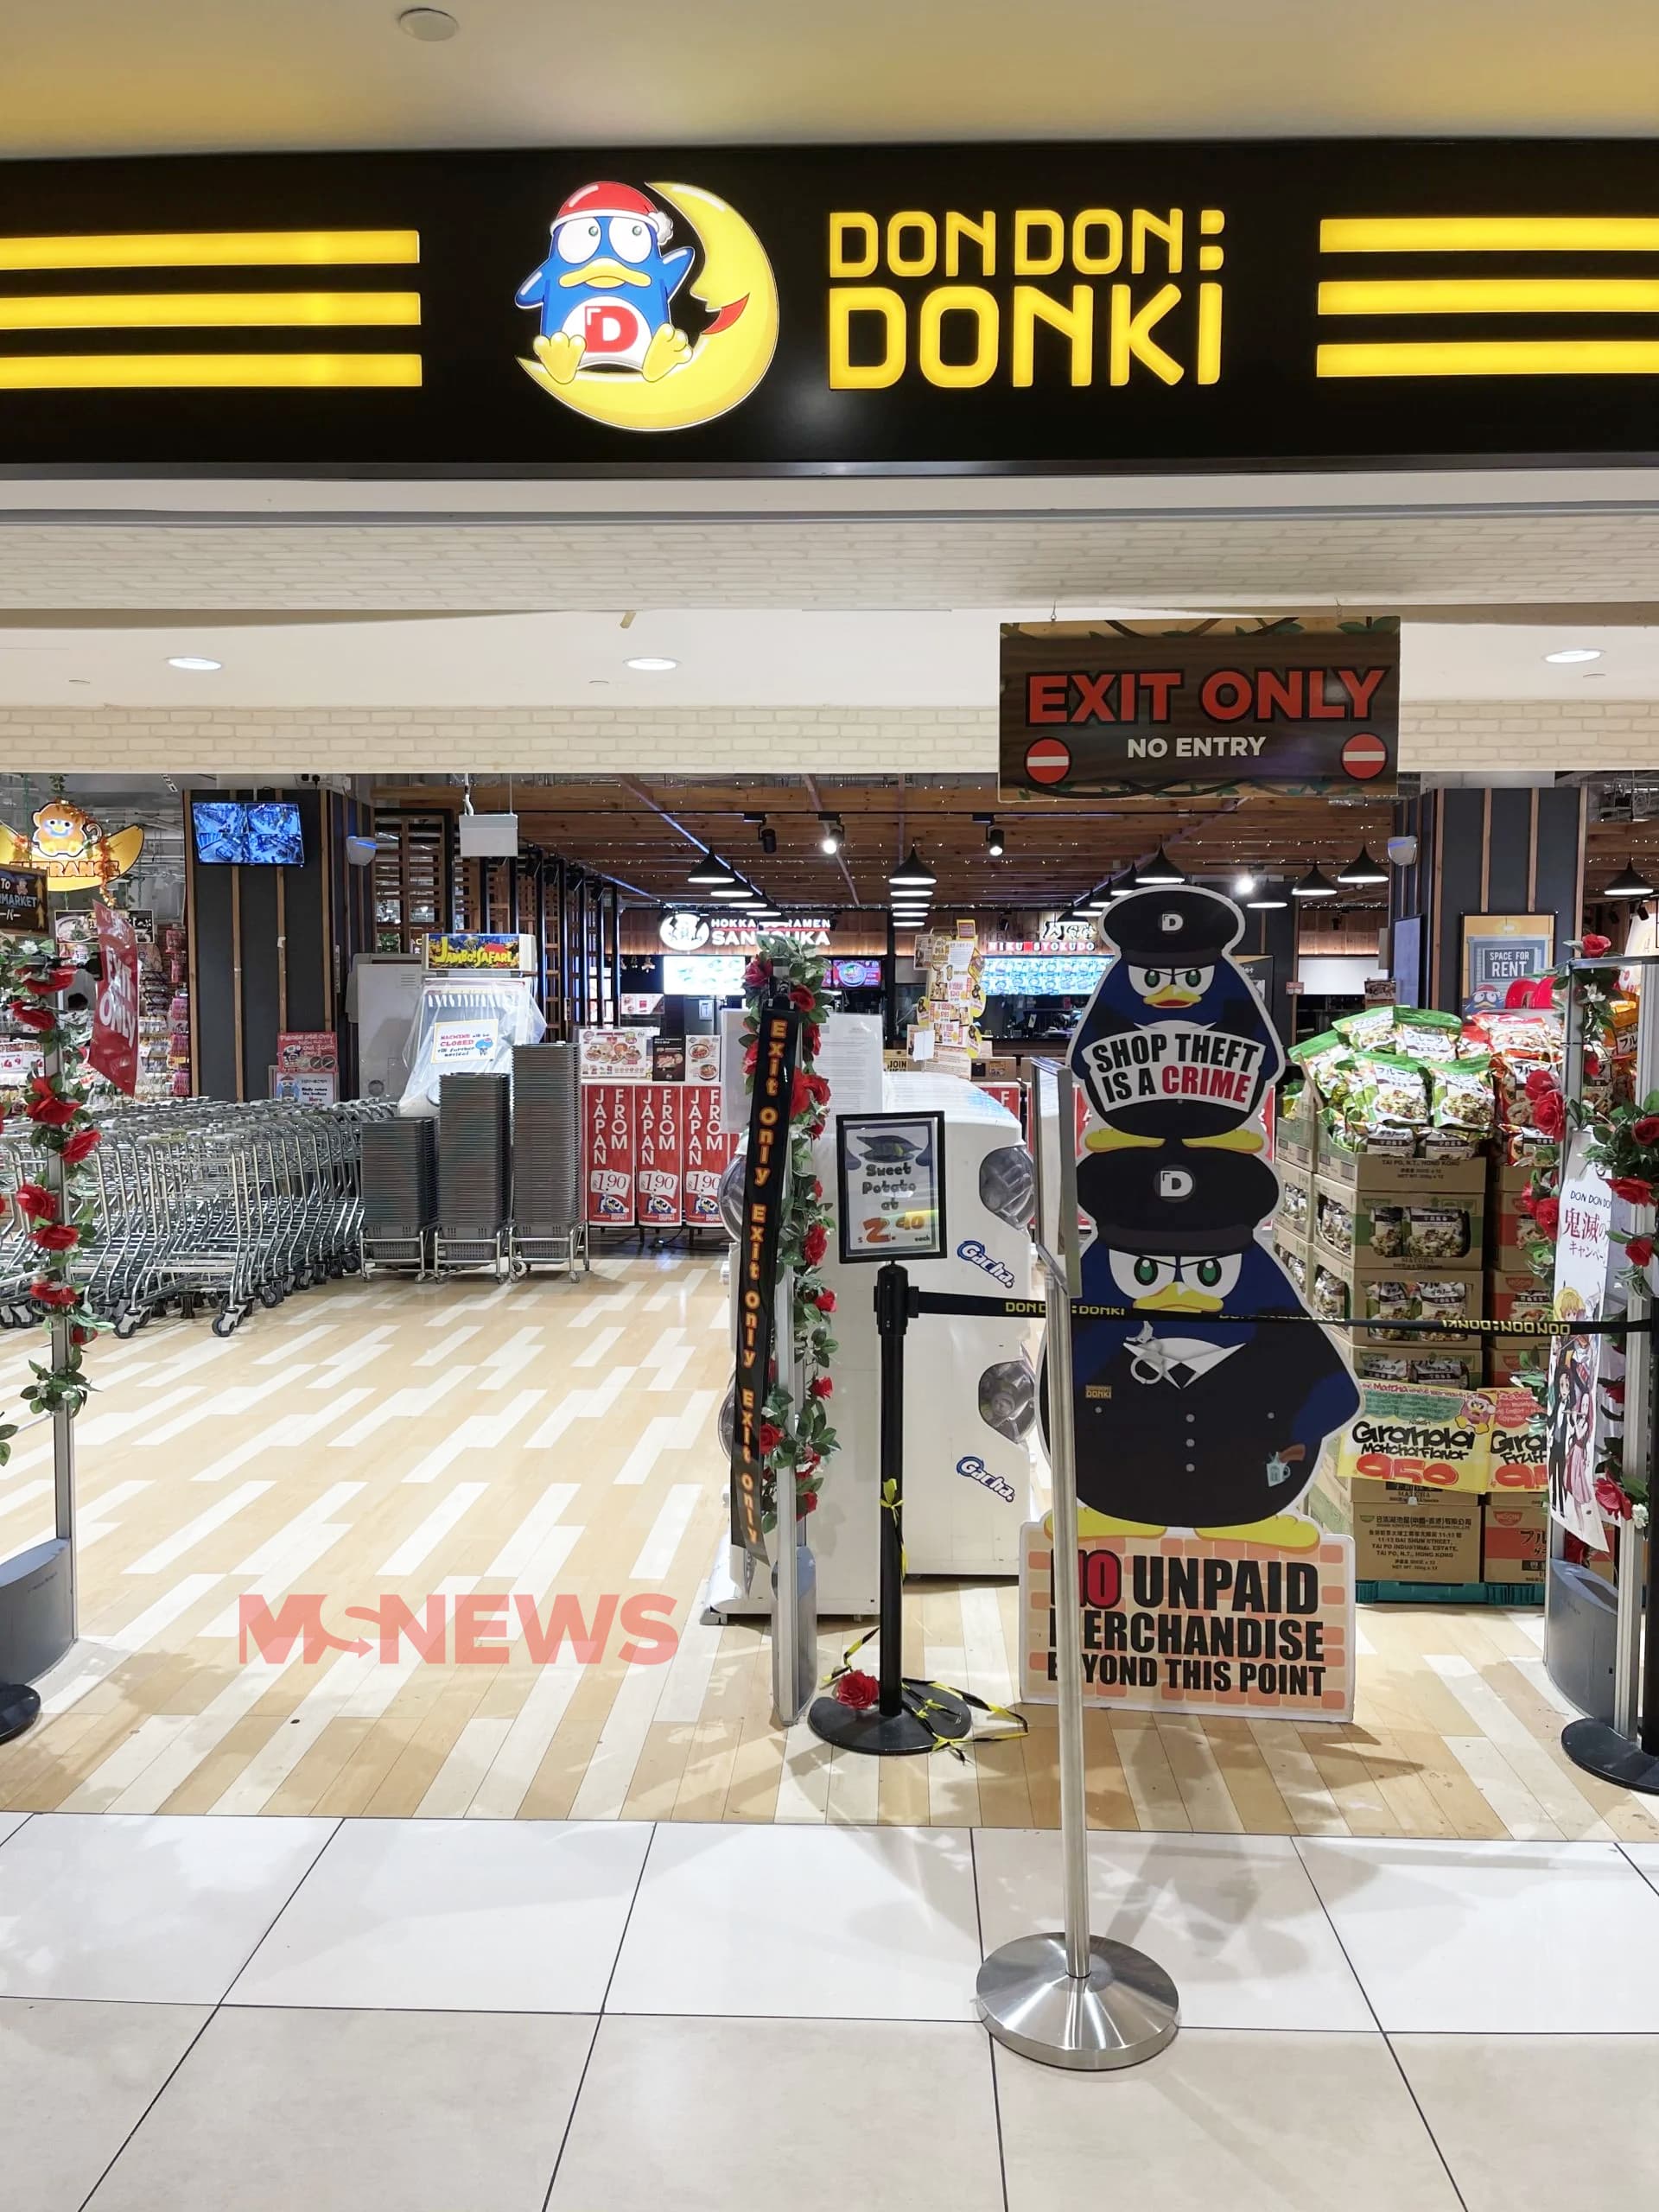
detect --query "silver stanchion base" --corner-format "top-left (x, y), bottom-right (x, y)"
top-left (976, 1933), bottom-right (1179, 2071)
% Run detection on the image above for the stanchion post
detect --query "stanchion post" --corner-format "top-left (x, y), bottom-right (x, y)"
top-left (874, 1259), bottom-right (909, 1720)
top-left (975, 1063), bottom-right (1179, 2069)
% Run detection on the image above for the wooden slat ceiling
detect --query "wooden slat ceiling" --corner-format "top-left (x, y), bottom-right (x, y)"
top-left (372, 773), bottom-right (1399, 915)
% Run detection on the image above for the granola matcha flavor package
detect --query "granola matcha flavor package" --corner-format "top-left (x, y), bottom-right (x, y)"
top-left (1395, 1008), bottom-right (1465, 1064)
top-left (1351, 1051), bottom-right (1429, 1128)
top-left (1408, 1205), bottom-right (1470, 1262)
top-left (1289, 1032), bottom-right (1355, 1107)
top-left (1431, 1053), bottom-right (1496, 1134)
top-left (1370, 1205), bottom-right (1409, 1259)
top-left (1334, 1004), bottom-right (1399, 1052)
top-left (1317, 1192), bottom-right (1353, 1255)
top-left (1311, 1265), bottom-right (1348, 1321)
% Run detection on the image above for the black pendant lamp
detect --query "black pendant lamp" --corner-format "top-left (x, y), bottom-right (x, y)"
top-left (1291, 863), bottom-right (1338, 900)
top-left (1337, 847), bottom-right (1389, 887)
top-left (1134, 846), bottom-right (1185, 887)
top-left (1604, 857), bottom-right (1656, 899)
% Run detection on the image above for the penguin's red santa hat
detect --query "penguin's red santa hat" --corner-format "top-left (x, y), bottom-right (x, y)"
top-left (552, 181), bottom-right (672, 245)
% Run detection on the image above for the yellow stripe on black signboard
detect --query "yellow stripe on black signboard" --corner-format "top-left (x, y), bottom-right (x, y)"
top-left (0, 229), bottom-right (422, 389)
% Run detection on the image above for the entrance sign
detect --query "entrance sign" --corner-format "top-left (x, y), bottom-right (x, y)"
top-left (1001, 619), bottom-right (1400, 797)
top-left (11, 145), bottom-right (1659, 472)
top-left (836, 1110), bottom-right (947, 1263)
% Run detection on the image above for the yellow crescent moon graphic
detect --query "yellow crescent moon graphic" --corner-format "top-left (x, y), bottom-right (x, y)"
top-left (518, 181), bottom-right (779, 431)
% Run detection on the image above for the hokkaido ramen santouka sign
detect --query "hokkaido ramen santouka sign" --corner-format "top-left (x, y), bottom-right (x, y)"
top-left (1022, 883), bottom-right (1363, 1723)
top-left (1001, 617), bottom-right (1400, 798)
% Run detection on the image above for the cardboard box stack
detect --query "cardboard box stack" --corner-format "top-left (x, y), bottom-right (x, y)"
top-left (1280, 1000), bottom-right (1554, 1602)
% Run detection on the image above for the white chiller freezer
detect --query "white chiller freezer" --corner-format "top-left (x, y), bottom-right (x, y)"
top-left (714, 1070), bottom-right (1038, 1616)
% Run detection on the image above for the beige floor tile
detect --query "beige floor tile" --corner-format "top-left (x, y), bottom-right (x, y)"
top-left (548, 2015), bottom-right (1004, 2212)
top-left (996, 2027), bottom-right (1461, 2212)
top-left (1, 1996), bottom-right (207, 2212)
top-left (88, 2005), bottom-right (594, 2212)
top-left (1391, 2034), bottom-right (1659, 2211)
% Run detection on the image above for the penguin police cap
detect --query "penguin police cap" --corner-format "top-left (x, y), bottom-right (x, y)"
top-left (1102, 887), bottom-right (1243, 965)
top-left (1077, 1142), bottom-right (1278, 1255)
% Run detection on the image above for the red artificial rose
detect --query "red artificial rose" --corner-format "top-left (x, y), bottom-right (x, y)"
top-left (743, 957), bottom-right (772, 990)
top-left (1518, 1183), bottom-right (1535, 1217)
top-left (7, 1000), bottom-right (55, 1033)
top-left (1611, 1176), bottom-right (1656, 1207)
top-left (1582, 932), bottom-right (1613, 959)
top-left (20, 966), bottom-right (75, 995)
top-left (1533, 1090), bottom-right (1567, 1140)
top-left (1603, 1377), bottom-right (1627, 1406)
top-left (1524, 1069), bottom-right (1559, 1100)
top-left (798, 1486), bottom-right (819, 1516)
top-left (789, 984), bottom-right (815, 1013)
top-left (804, 1023), bottom-right (821, 1060)
top-left (834, 1669), bottom-right (880, 1712)
top-left (758, 1421), bottom-right (784, 1455)
top-left (60, 1125), bottom-right (102, 1165)
top-left (790, 1070), bottom-right (811, 1116)
top-left (1627, 1236), bottom-right (1655, 1269)
top-left (29, 1280), bottom-right (79, 1309)
top-left (815, 1288), bottom-right (836, 1313)
top-left (1595, 1477), bottom-right (1633, 1522)
top-left (25, 1088), bottom-right (79, 1130)
top-left (809, 1071), bottom-right (831, 1104)
top-left (1635, 1117), bottom-right (1659, 1147)
top-left (71, 1324), bottom-right (94, 1348)
top-left (804, 1223), bottom-right (828, 1266)
top-left (813, 1179), bottom-right (823, 1200)
top-left (30, 1222), bottom-right (79, 1251)
top-left (742, 1045), bottom-right (758, 1077)
top-left (1533, 1197), bottom-right (1560, 1237)
top-left (11, 1181), bottom-right (56, 1222)
top-left (809, 1375), bottom-right (833, 1400)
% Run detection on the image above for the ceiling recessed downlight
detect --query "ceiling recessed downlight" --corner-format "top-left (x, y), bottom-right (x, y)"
top-left (626, 655), bottom-right (677, 672)
top-left (397, 8), bottom-right (460, 40)
top-left (168, 656), bottom-right (221, 671)
top-left (1544, 647), bottom-right (1603, 664)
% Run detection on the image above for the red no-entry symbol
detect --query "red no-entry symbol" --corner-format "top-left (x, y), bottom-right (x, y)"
top-left (1026, 736), bottom-right (1071, 786)
top-left (1341, 732), bottom-right (1389, 781)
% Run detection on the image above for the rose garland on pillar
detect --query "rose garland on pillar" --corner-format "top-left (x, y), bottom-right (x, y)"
top-left (0, 933), bottom-right (102, 1465)
top-left (1511, 935), bottom-right (1650, 1524)
top-left (740, 932), bottom-right (838, 1529)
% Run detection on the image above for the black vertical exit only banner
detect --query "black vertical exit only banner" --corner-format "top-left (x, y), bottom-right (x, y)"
top-left (730, 1004), bottom-right (803, 1558)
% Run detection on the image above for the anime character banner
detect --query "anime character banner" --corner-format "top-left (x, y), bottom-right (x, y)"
top-left (1022, 885), bottom-right (1362, 1722)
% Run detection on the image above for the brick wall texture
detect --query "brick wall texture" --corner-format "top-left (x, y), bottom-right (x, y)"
top-left (1, 698), bottom-right (1657, 778)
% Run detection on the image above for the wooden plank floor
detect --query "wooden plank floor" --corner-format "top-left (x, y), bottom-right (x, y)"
top-left (2, 1249), bottom-right (1656, 1840)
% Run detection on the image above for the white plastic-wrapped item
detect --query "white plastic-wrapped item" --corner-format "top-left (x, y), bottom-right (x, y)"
top-left (397, 975), bottom-right (546, 1116)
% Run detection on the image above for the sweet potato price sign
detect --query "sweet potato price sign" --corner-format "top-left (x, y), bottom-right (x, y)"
top-left (1001, 618), bottom-right (1399, 797)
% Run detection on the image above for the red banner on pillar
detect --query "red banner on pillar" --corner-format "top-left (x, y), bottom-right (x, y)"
top-left (683, 1078), bottom-right (737, 1224)
top-left (637, 1081), bottom-right (683, 1226)
top-left (88, 904), bottom-right (140, 1095)
top-left (582, 1083), bottom-right (637, 1225)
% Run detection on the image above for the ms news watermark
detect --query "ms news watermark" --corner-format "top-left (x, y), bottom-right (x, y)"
top-left (238, 1591), bottom-right (678, 1667)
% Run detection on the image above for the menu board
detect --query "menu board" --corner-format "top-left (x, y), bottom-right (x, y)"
top-left (836, 1110), bottom-right (947, 1263)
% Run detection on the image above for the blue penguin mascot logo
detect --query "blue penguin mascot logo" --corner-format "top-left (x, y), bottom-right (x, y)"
top-left (515, 181), bottom-right (694, 385)
top-left (1071, 887), bottom-right (1281, 1138)
top-left (1046, 1144), bottom-right (1359, 1549)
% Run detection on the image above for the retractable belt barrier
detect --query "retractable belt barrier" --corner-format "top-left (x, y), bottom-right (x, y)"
top-left (908, 1288), bottom-right (1649, 1340)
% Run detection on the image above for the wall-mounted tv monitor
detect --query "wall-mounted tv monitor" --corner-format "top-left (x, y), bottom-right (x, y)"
top-left (192, 799), bottom-right (304, 866)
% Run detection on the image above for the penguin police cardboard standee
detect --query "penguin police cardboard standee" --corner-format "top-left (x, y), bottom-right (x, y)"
top-left (1058, 1143), bottom-right (1360, 1547)
top-left (1021, 886), bottom-right (1362, 1725)
top-left (1069, 886), bottom-right (1281, 1137)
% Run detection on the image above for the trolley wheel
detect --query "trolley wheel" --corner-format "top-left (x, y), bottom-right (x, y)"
top-left (509, 1257), bottom-right (530, 1282)
top-left (342, 1252), bottom-right (362, 1274)
top-left (258, 1284), bottom-right (283, 1310)
top-left (212, 1307), bottom-right (243, 1338)
top-left (112, 1311), bottom-right (142, 1341)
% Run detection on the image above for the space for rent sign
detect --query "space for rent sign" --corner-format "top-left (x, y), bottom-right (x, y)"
top-left (1001, 616), bottom-right (1398, 798)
